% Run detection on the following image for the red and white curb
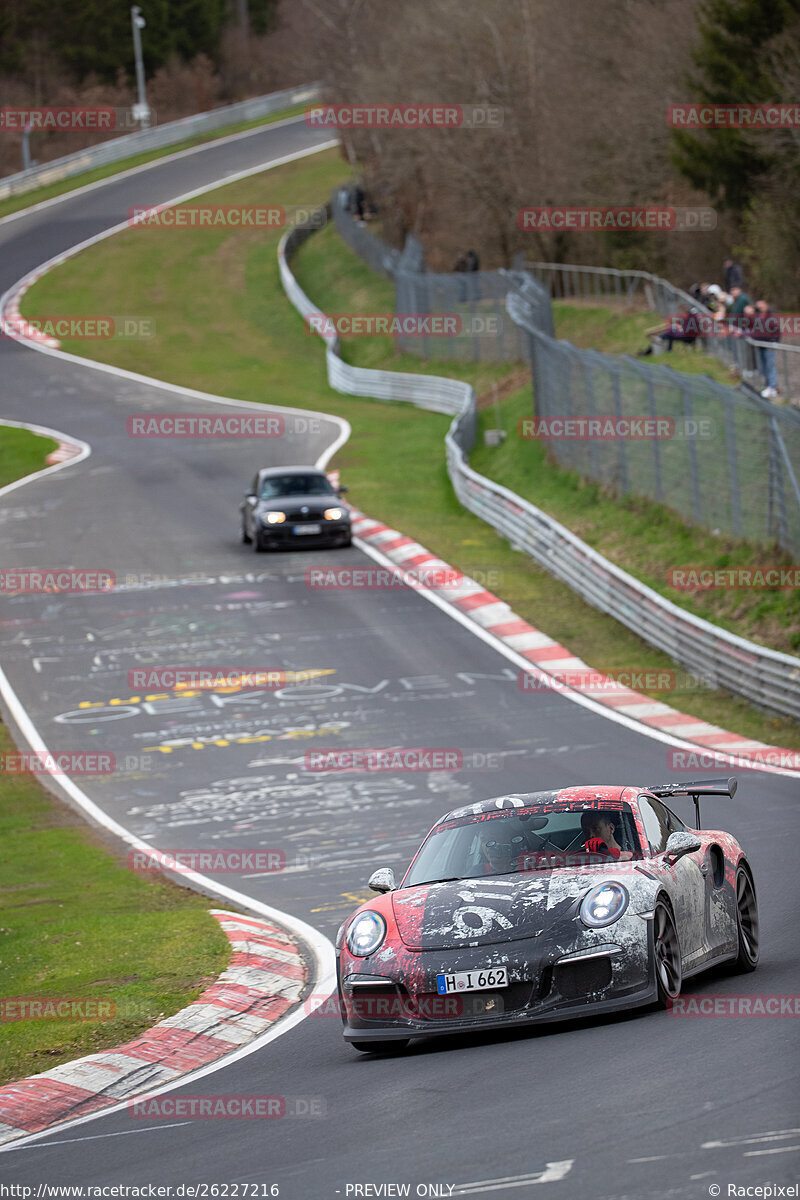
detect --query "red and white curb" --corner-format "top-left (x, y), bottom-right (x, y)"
top-left (350, 509), bottom-right (800, 773)
top-left (2, 266), bottom-right (61, 348)
top-left (0, 910), bottom-right (307, 1145)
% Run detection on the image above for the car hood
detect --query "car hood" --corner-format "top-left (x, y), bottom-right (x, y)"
top-left (391, 869), bottom-right (648, 951)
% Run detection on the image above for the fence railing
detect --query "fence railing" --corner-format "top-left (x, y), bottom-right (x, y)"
top-left (0, 84), bottom-right (320, 201)
top-left (523, 261), bottom-right (800, 404)
top-left (279, 208), bottom-right (800, 721)
top-left (331, 186), bottom-right (553, 362)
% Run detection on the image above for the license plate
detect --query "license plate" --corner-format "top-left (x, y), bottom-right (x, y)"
top-left (436, 967), bottom-right (508, 994)
top-left (294, 524), bottom-right (321, 535)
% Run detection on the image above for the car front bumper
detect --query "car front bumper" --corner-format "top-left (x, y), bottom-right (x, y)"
top-left (339, 919), bottom-right (657, 1042)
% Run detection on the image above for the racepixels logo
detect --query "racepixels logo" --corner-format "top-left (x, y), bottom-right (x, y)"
top-left (126, 414), bottom-right (284, 438)
top-left (0, 568), bottom-right (114, 593)
top-left (2, 316), bottom-right (155, 340)
top-left (127, 204), bottom-right (326, 229)
top-left (128, 1095), bottom-right (325, 1119)
top-left (518, 669), bottom-right (714, 694)
top-left (304, 748), bottom-right (463, 773)
top-left (668, 749), bottom-right (800, 771)
top-left (1, 752), bottom-right (115, 776)
top-left (517, 206), bottom-right (716, 231)
top-left (518, 417), bottom-right (714, 441)
top-left (0, 107), bottom-right (148, 132)
top-left (668, 566), bottom-right (799, 590)
top-left (668, 103), bottom-right (800, 129)
top-left (305, 567), bottom-right (463, 590)
top-left (1, 996), bottom-right (116, 1021)
top-left (668, 995), bottom-right (800, 1017)
top-left (305, 103), bottom-right (503, 129)
top-left (305, 313), bottom-right (500, 338)
top-left (127, 848), bottom-right (285, 874)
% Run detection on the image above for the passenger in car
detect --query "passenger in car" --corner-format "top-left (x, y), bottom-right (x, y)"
top-left (580, 811), bottom-right (634, 861)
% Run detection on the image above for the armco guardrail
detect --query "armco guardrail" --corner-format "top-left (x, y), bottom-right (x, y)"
top-left (279, 208), bottom-right (800, 720)
top-left (0, 84), bottom-right (320, 201)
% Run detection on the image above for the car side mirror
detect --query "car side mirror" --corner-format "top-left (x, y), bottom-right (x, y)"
top-left (338, 486), bottom-right (348, 496)
top-left (368, 867), bottom-right (396, 893)
top-left (245, 491), bottom-right (255, 498)
top-left (663, 831), bottom-right (702, 863)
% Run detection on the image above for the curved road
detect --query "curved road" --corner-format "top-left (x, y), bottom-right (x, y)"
top-left (0, 115), bottom-right (798, 1199)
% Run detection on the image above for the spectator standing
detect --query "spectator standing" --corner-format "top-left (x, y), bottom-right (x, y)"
top-left (723, 257), bottom-right (744, 292)
top-left (753, 298), bottom-right (781, 399)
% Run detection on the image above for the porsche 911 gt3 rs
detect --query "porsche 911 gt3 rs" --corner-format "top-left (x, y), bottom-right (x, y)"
top-left (336, 778), bottom-right (758, 1051)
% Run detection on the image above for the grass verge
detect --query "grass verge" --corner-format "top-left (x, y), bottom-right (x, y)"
top-left (0, 102), bottom-right (310, 221)
top-left (18, 150), bottom-right (799, 747)
top-left (0, 424), bottom-right (58, 487)
top-left (0, 721), bottom-right (230, 1086)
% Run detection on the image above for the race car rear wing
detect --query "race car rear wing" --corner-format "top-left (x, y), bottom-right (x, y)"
top-left (645, 777), bottom-right (738, 828)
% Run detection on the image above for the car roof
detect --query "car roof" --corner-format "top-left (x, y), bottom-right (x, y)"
top-left (257, 465), bottom-right (328, 479)
top-left (439, 785), bottom-right (636, 823)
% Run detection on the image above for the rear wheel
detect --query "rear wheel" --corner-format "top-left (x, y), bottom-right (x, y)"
top-left (653, 900), bottom-right (682, 1006)
top-left (350, 1040), bottom-right (409, 1054)
top-left (732, 866), bottom-right (759, 972)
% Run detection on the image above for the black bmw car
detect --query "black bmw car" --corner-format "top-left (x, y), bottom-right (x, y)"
top-left (240, 466), bottom-right (351, 551)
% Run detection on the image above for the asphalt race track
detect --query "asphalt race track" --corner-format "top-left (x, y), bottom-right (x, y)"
top-left (0, 116), bottom-right (798, 1199)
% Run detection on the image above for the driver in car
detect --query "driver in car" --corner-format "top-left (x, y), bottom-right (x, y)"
top-left (480, 831), bottom-right (525, 875)
top-left (580, 810), bottom-right (634, 861)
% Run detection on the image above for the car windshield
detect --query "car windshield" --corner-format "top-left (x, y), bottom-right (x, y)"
top-left (260, 474), bottom-right (335, 499)
top-left (403, 802), bottom-right (642, 886)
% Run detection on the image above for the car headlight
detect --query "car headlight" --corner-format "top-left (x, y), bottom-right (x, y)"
top-left (345, 911), bottom-right (386, 957)
top-left (262, 511), bottom-right (286, 524)
top-left (323, 507), bottom-right (344, 521)
top-left (580, 882), bottom-right (629, 928)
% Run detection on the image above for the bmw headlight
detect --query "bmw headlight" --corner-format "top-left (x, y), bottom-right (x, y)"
top-left (580, 882), bottom-right (629, 928)
top-left (262, 511), bottom-right (286, 524)
top-left (345, 911), bottom-right (386, 957)
top-left (323, 507), bottom-right (344, 521)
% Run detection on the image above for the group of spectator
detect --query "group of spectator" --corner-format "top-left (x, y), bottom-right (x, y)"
top-left (643, 257), bottom-right (781, 400)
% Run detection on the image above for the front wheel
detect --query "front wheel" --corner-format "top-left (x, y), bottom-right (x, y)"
top-left (241, 520), bottom-right (252, 544)
top-left (252, 530), bottom-right (264, 553)
top-left (731, 866), bottom-right (759, 972)
top-left (350, 1040), bottom-right (409, 1054)
top-left (653, 900), bottom-right (682, 1006)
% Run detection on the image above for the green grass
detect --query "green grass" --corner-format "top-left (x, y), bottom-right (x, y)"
top-left (0, 102), bottom-right (310, 220)
top-left (18, 150), bottom-right (799, 748)
top-left (0, 425), bottom-right (58, 487)
top-left (0, 722), bottom-right (230, 1085)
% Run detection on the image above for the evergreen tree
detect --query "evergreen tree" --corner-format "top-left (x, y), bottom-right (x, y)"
top-left (671, 0), bottom-right (800, 211)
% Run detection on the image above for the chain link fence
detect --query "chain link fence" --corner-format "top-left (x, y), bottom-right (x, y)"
top-left (507, 287), bottom-right (800, 557)
top-left (331, 186), bottom-right (552, 361)
top-left (522, 261), bottom-right (800, 405)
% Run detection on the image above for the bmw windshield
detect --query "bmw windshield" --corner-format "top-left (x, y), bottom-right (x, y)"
top-left (260, 474), bottom-right (335, 499)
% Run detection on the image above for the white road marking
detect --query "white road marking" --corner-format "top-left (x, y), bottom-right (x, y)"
top-left (14, 1123), bottom-right (192, 1148)
top-left (628, 1156), bottom-right (670, 1162)
top-left (702, 1129), bottom-right (800, 1149)
top-left (452, 1162), bottom-right (573, 1193)
top-left (744, 1145), bottom-right (800, 1157)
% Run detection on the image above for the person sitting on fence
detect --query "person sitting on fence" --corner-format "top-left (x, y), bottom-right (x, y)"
top-left (638, 309), bottom-right (699, 355)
